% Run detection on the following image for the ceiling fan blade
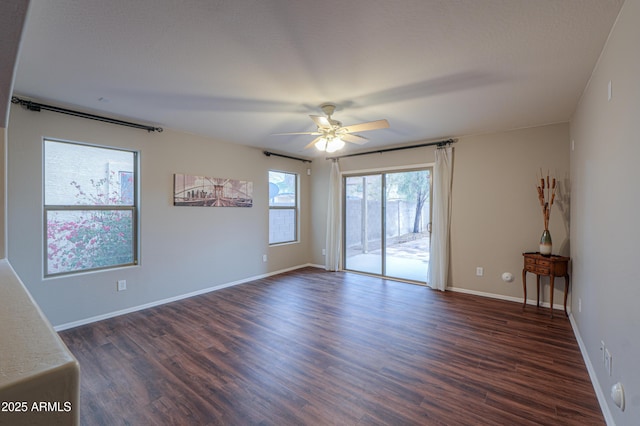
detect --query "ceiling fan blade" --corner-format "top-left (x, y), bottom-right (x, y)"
top-left (273, 131), bottom-right (321, 136)
top-left (304, 136), bottom-right (324, 150)
top-left (310, 115), bottom-right (331, 128)
top-left (342, 119), bottom-right (389, 133)
top-left (341, 134), bottom-right (368, 145)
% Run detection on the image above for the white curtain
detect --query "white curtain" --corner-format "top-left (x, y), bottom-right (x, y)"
top-left (428, 146), bottom-right (453, 291)
top-left (325, 160), bottom-right (341, 271)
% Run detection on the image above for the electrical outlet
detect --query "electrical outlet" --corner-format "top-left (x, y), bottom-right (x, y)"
top-left (600, 341), bottom-right (606, 364)
top-left (117, 280), bottom-right (127, 292)
top-left (322, 249), bottom-right (326, 256)
top-left (476, 267), bottom-right (484, 276)
top-left (605, 349), bottom-right (612, 376)
top-left (578, 298), bottom-right (582, 313)
top-left (262, 254), bottom-right (268, 262)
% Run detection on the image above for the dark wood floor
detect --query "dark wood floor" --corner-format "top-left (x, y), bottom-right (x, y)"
top-left (60, 267), bottom-right (604, 425)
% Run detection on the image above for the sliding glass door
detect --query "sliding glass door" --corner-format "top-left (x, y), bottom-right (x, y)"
top-left (344, 168), bottom-right (432, 283)
top-left (344, 175), bottom-right (382, 275)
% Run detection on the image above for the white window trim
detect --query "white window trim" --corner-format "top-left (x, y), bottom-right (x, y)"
top-left (268, 170), bottom-right (299, 245)
top-left (43, 138), bottom-right (139, 277)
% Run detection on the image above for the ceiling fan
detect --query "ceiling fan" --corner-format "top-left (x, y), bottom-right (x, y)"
top-left (275, 103), bottom-right (390, 153)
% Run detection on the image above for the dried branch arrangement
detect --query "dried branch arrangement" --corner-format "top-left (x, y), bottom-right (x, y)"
top-left (536, 170), bottom-right (556, 230)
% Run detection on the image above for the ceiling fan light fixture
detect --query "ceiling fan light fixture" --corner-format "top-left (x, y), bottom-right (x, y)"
top-left (314, 138), bottom-right (328, 151)
top-left (314, 136), bottom-right (345, 152)
top-left (326, 137), bottom-right (345, 153)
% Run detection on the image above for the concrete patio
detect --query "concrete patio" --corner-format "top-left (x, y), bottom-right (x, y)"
top-left (345, 235), bottom-right (429, 283)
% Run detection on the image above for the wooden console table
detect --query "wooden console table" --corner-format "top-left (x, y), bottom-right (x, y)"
top-left (522, 252), bottom-right (570, 318)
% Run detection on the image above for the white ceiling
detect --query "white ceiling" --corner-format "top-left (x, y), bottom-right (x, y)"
top-left (13, 0), bottom-right (624, 158)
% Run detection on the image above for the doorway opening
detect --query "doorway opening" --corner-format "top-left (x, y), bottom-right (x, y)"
top-left (343, 168), bottom-right (432, 283)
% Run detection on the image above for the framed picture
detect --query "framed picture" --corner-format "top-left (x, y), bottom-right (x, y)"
top-left (173, 174), bottom-right (253, 207)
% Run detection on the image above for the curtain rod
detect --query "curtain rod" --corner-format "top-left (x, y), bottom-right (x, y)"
top-left (326, 138), bottom-right (456, 160)
top-left (11, 96), bottom-right (163, 133)
top-left (263, 151), bottom-right (312, 163)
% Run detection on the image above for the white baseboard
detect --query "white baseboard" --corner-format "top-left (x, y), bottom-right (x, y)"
top-left (446, 285), bottom-right (568, 311)
top-left (447, 286), bottom-right (523, 303)
top-left (569, 314), bottom-right (614, 425)
top-left (54, 263), bottom-right (316, 331)
top-left (307, 263), bottom-right (326, 269)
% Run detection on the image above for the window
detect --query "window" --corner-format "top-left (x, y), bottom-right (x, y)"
top-left (44, 139), bottom-right (138, 276)
top-left (269, 170), bottom-right (298, 244)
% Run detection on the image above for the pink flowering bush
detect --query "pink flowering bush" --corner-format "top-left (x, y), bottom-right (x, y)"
top-left (46, 173), bottom-right (134, 275)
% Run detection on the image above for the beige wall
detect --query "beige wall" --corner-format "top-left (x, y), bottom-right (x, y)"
top-left (1, 127), bottom-right (5, 259)
top-left (450, 124), bottom-right (569, 303)
top-left (311, 123), bottom-right (570, 306)
top-left (7, 104), bottom-right (311, 327)
top-left (570, 0), bottom-right (640, 423)
top-left (1, 0), bottom-right (31, 259)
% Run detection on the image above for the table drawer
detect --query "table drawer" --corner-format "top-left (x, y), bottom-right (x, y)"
top-left (534, 266), bottom-right (550, 275)
top-left (525, 257), bottom-right (536, 265)
top-left (536, 259), bottom-right (551, 267)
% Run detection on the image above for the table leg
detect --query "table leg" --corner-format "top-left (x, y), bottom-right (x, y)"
top-left (536, 274), bottom-right (541, 307)
top-left (563, 274), bottom-right (570, 316)
top-left (549, 274), bottom-right (555, 318)
top-left (522, 269), bottom-right (527, 310)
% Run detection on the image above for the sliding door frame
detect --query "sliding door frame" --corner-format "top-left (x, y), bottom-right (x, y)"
top-left (341, 163), bottom-right (433, 283)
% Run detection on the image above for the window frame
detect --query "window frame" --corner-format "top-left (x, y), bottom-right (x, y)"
top-left (268, 170), bottom-right (299, 245)
top-left (43, 138), bottom-right (139, 277)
